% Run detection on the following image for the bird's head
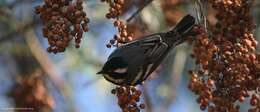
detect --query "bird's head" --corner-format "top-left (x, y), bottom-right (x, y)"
top-left (97, 57), bottom-right (129, 85)
top-left (97, 57), bottom-right (128, 75)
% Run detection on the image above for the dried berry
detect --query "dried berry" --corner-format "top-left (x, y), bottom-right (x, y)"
top-left (35, 0), bottom-right (90, 53)
top-left (101, 0), bottom-right (133, 47)
top-left (8, 70), bottom-right (54, 112)
top-left (112, 86), bottom-right (144, 112)
top-left (189, 0), bottom-right (260, 112)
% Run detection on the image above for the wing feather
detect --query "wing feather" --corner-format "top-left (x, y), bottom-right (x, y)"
top-left (125, 34), bottom-right (169, 85)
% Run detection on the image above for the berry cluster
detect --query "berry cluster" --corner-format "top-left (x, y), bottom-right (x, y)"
top-left (35, 0), bottom-right (89, 54)
top-left (101, 0), bottom-right (133, 48)
top-left (111, 86), bottom-right (145, 112)
top-left (8, 70), bottom-right (54, 112)
top-left (189, 0), bottom-right (260, 112)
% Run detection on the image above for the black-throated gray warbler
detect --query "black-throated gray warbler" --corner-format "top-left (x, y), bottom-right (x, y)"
top-left (97, 14), bottom-right (195, 86)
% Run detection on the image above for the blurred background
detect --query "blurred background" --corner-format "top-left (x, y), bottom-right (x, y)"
top-left (1, 0), bottom-right (260, 112)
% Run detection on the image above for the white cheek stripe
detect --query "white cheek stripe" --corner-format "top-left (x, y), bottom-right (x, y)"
top-left (132, 68), bottom-right (143, 85)
top-left (114, 68), bottom-right (128, 74)
top-left (143, 64), bottom-right (153, 80)
top-left (104, 74), bottom-right (124, 83)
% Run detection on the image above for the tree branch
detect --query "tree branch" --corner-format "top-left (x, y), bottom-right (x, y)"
top-left (0, 20), bottom-right (40, 43)
top-left (126, 0), bottom-right (154, 22)
top-left (24, 28), bottom-right (69, 95)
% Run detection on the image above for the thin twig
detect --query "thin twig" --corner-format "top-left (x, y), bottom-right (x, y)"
top-left (194, 0), bottom-right (207, 29)
top-left (24, 29), bottom-right (69, 97)
top-left (126, 0), bottom-right (154, 22)
top-left (194, 0), bottom-right (210, 35)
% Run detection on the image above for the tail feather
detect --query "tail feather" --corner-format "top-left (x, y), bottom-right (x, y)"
top-left (163, 14), bottom-right (195, 46)
top-left (173, 14), bottom-right (195, 35)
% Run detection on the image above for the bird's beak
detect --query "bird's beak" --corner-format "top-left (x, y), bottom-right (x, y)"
top-left (97, 70), bottom-right (104, 74)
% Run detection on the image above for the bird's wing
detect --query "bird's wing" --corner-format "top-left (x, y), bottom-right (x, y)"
top-left (134, 34), bottom-right (169, 62)
top-left (136, 35), bottom-right (169, 83)
top-left (108, 34), bottom-right (166, 60)
top-left (125, 34), bottom-right (170, 85)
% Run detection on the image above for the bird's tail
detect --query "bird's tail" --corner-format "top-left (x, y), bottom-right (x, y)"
top-left (165, 15), bottom-right (196, 45)
top-left (174, 14), bottom-right (195, 35)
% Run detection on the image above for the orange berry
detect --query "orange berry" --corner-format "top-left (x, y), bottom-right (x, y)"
top-left (139, 104), bottom-right (145, 109)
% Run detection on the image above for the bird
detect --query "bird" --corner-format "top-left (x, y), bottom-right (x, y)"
top-left (97, 14), bottom-right (195, 86)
